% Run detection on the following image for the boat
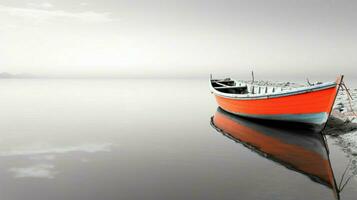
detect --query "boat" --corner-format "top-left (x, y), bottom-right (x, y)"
top-left (209, 75), bottom-right (344, 130)
top-left (211, 107), bottom-right (340, 199)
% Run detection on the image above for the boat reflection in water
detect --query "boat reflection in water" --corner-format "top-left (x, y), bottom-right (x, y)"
top-left (211, 107), bottom-right (340, 200)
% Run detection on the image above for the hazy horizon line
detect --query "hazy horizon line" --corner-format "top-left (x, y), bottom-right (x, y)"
top-left (1, 72), bottom-right (355, 83)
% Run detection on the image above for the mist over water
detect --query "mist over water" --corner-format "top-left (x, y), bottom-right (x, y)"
top-left (0, 78), bottom-right (355, 200)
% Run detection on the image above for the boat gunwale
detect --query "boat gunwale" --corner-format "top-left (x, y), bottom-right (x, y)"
top-left (210, 78), bottom-right (337, 100)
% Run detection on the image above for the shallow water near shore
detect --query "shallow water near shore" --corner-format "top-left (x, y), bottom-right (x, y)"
top-left (0, 78), bottom-right (356, 200)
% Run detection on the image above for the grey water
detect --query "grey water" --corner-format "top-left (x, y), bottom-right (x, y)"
top-left (0, 78), bottom-right (356, 200)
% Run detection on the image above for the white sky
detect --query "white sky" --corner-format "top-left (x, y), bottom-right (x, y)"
top-left (0, 0), bottom-right (357, 78)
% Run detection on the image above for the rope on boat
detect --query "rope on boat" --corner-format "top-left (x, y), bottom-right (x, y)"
top-left (306, 78), bottom-right (313, 86)
top-left (338, 158), bottom-right (356, 192)
top-left (331, 79), bottom-right (357, 195)
top-left (341, 81), bottom-right (357, 118)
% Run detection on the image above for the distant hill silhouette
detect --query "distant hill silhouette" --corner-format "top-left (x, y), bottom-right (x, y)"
top-left (0, 72), bottom-right (37, 78)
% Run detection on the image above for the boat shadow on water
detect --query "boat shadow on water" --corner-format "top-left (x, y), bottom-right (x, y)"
top-left (210, 107), bottom-right (341, 200)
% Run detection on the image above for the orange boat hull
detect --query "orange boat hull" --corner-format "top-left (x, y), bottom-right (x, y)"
top-left (214, 82), bottom-right (340, 127)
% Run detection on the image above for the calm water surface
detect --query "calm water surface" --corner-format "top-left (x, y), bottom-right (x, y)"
top-left (0, 79), bottom-right (356, 200)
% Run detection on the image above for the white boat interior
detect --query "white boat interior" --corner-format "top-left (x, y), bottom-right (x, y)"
top-left (210, 78), bottom-right (337, 99)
